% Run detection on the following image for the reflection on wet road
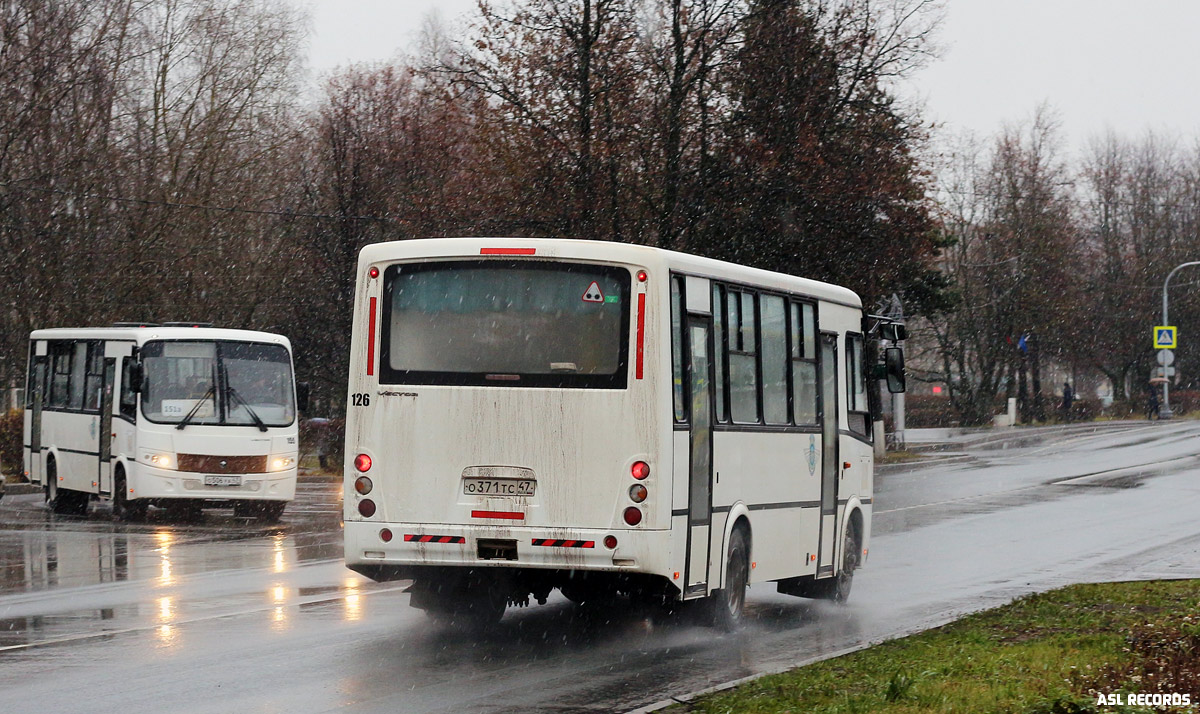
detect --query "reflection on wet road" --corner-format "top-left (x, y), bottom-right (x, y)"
top-left (3, 422), bottom-right (1200, 713)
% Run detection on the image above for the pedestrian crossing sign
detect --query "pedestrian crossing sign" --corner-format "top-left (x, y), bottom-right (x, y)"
top-left (1154, 326), bottom-right (1177, 349)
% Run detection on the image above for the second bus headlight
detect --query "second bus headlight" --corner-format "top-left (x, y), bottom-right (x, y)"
top-left (269, 456), bottom-right (296, 472)
top-left (143, 451), bottom-right (176, 470)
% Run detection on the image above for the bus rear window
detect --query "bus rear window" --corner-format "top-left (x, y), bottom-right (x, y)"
top-left (379, 260), bottom-right (631, 388)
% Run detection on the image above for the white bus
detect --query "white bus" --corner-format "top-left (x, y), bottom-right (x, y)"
top-left (23, 325), bottom-right (305, 522)
top-left (343, 238), bottom-right (904, 627)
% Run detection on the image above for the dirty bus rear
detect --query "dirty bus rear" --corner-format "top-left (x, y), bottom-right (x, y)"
top-left (343, 238), bottom-right (900, 627)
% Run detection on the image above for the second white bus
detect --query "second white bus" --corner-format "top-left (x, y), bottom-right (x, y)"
top-left (343, 238), bottom-right (903, 627)
top-left (24, 325), bottom-right (304, 522)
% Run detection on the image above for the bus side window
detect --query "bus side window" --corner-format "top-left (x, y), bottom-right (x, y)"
top-left (49, 341), bottom-right (72, 409)
top-left (728, 289), bottom-right (759, 423)
top-left (670, 277), bottom-right (687, 422)
top-left (790, 302), bottom-right (818, 424)
top-left (760, 295), bottom-right (788, 424)
top-left (712, 284), bottom-right (727, 422)
top-left (846, 333), bottom-right (869, 436)
top-left (83, 341), bottom-right (104, 412)
top-left (120, 357), bottom-right (138, 421)
top-left (67, 341), bottom-right (87, 410)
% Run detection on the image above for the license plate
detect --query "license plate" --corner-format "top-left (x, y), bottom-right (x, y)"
top-left (204, 475), bottom-right (242, 487)
top-left (462, 478), bottom-right (536, 497)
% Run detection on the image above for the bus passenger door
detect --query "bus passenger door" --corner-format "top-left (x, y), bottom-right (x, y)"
top-left (29, 356), bottom-right (47, 484)
top-left (97, 358), bottom-right (116, 496)
top-left (685, 319), bottom-right (714, 596)
top-left (817, 333), bottom-right (839, 576)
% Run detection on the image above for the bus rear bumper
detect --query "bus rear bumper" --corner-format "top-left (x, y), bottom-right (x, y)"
top-left (344, 520), bottom-right (674, 579)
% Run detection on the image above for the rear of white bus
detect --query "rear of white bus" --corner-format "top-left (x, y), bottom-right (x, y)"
top-left (343, 239), bottom-right (671, 622)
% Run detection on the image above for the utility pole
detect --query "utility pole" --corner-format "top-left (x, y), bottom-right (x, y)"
top-left (1159, 261), bottom-right (1200, 418)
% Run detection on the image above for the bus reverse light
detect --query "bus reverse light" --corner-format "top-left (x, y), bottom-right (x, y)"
top-left (631, 461), bottom-right (650, 480)
top-left (354, 476), bottom-right (373, 495)
top-left (358, 499), bottom-right (376, 518)
top-left (623, 507), bottom-right (642, 526)
top-left (354, 454), bottom-right (372, 472)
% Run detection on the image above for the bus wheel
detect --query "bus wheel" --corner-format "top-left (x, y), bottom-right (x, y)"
top-left (413, 576), bottom-right (506, 631)
top-left (112, 471), bottom-right (147, 522)
top-left (708, 527), bottom-right (749, 631)
top-left (47, 459), bottom-right (86, 516)
top-left (813, 525), bottom-right (859, 603)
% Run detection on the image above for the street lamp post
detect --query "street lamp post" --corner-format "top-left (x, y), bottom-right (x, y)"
top-left (1159, 261), bottom-right (1200, 418)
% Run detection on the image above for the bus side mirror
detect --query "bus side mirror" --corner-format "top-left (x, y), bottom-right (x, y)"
top-left (880, 323), bottom-right (907, 342)
top-left (296, 382), bottom-right (310, 413)
top-left (885, 348), bottom-right (906, 393)
top-left (128, 361), bottom-right (144, 393)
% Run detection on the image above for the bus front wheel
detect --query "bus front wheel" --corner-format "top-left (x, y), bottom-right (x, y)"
top-left (112, 470), bottom-right (147, 522)
top-left (47, 459), bottom-right (87, 516)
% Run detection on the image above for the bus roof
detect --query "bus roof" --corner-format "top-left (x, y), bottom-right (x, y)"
top-left (358, 237), bottom-right (862, 309)
top-left (29, 326), bottom-right (292, 348)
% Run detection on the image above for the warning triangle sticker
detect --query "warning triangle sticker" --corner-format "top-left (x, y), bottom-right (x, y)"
top-left (582, 281), bottom-right (604, 303)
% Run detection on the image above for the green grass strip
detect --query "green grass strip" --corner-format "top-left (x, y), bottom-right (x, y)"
top-left (672, 580), bottom-right (1200, 714)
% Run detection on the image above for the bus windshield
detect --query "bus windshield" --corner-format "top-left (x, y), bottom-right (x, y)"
top-left (140, 341), bottom-right (295, 426)
top-left (380, 260), bottom-right (631, 388)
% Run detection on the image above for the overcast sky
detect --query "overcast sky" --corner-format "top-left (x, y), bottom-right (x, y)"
top-left (295, 0), bottom-right (1200, 151)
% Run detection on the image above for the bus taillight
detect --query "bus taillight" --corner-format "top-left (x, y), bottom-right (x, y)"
top-left (354, 454), bottom-right (372, 472)
top-left (354, 476), bottom-right (373, 495)
top-left (623, 507), bottom-right (642, 526)
top-left (628, 484), bottom-right (647, 503)
top-left (603, 535), bottom-right (618, 549)
top-left (358, 499), bottom-right (376, 517)
top-left (379, 528), bottom-right (392, 542)
top-left (631, 461), bottom-right (650, 480)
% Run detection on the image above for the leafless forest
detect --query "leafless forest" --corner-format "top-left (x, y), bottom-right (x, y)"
top-left (2, 0), bottom-right (1197, 422)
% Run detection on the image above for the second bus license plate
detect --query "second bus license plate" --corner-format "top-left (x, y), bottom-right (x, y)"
top-left (204, 475), bottom-right (242, 487)
top-left (462, 478), bottom-right (536, 497)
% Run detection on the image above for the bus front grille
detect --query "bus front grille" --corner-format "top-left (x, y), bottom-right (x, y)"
top-left (176, 454), bottom-right (267, 474)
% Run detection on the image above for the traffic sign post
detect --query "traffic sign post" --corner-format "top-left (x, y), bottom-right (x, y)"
top-left (1160, 261), bottom-right (1200, 418)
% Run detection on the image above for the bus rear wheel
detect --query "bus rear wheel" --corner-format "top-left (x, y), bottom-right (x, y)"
top-left (707, 527), bottom-right (749, 631)
top-left (47, 459), bottom-right (88, 516)
top-left (411, 574), bottom-right (507, 631)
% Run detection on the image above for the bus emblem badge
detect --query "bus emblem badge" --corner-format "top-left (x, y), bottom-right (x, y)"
top-left (807, 436), bottom-right (817, 476)
top-left (582, 282), bottom-right (604, 303)
top-left (219, 460), bottom-right (228, 469)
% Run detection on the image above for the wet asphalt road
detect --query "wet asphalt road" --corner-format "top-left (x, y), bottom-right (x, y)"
top-left (3, 420), bottom-right (1200, 713)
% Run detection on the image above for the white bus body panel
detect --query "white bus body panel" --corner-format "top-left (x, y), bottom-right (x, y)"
top-left (343, 238), bottom-right (872, 599)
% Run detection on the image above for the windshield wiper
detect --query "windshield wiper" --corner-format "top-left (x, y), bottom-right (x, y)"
top-left (226, 387), bottom-right (268, 432)
top-left (175, 384), bottom-right (216, 431)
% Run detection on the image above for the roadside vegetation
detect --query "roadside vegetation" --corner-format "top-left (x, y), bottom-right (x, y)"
top-left (673, 580), bottom-right (1200, 714)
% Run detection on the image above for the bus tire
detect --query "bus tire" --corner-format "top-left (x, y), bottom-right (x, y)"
top-left (47, 458), bottom-right (87, 516)
top-left (112, 469), bottom-right (147, 522)
top-left (708, 527), bottom-right (749, 631)
top-left (813, 523), bottom-right (859, 603)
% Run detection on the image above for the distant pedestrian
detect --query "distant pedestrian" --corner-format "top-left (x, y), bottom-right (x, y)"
top-left (1060, 381), bottom-right (1074, 421)
top-left (1147, 383), bottom-right (1160, 420)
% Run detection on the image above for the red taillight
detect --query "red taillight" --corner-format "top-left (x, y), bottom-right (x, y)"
top-left (369, 266), bottom-right (379, 278)
top-left (603, 535), bottom-right (618, 549)
top-left (631, 461), bottom-right (650, 480)
top-left (379, 528), bottom-right (392, 542)
top-left (637, 270), bottom-right (648, 282)
top-left (623, 507), bottom-right (642, 526)
top-left (354, 476), bottom-right (373, 495)
top-left (358, 499), bottom-right (376, 517)
top-left (629, 484), bottom-right (647, 503)
top-left (354, 453), bottom-right (372, 472)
